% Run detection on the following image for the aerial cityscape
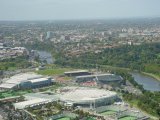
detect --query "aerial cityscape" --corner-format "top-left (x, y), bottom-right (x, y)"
top-left (0, 0), bottom-right (160, 120)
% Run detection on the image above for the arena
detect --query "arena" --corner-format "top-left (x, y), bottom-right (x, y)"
top-left (60, 87), bottom-right (118, 108)
top-left (0, 72), bottom-right (54, 90)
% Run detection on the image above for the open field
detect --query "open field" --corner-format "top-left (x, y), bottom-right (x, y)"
top-left (100, 110), bottom-right (116, 116)
top-left (56, 117), bottom-right (70, 120)
top-left (119, 116), bottom-right (136, 120)
top-left (86, 117), bottom-right (96, 120)
top-left (36, 68), bottom-right (73, 76)
top-left (0, 90), bottom-right (32, 99)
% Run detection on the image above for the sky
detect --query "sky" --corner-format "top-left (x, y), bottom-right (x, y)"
top-left (0, 0), bottom-right (160, 21)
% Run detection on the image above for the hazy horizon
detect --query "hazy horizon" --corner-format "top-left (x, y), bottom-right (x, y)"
top-left (0, 0), bottom-right (160, 21)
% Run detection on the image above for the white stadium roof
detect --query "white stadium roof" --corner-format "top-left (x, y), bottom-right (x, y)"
top-left (64, 70), bottom-right (89, 74)
top-left (76, 73), bottom-right (113, 78)
top-left (60, 87), bottom-right (117, 102)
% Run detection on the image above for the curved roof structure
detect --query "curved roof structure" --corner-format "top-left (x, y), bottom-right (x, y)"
top-left (60, 87), bottom-right (117, 103)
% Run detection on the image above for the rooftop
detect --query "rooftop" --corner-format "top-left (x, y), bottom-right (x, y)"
top-left (76, 73), bottom-right (113, 78)
top-left (60, 87), bottom-right (117, 102)
top-left (5, 72), bottom-right (43, 84)
top-left (14, 98), bottom-right (49, 109)
top-left (24, 92), bottom-right (59, 101)
top-left (0, 83), bottom-right (17, 89)
top-left (29, 77), bottom-right (50, 83)
top-left (64, 70), bottom-right (89, 74)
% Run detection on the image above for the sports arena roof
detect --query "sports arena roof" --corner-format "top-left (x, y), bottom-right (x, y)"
top-left (0, 72), bottom-right (51, 89)
top-left (5, 72), bottom-right (43, 84)
top-left (60, 87), bottom-right (117, 103)
top-left (29, 77), bottom-right (50, 83)
top-left (24, 93), bottom-right (60, 101)
top-left (64, 70), bottom-right (89, 74)
top-left (76, 73), bottom-right (123, 82)
top-left (76, 73), bottom-right (115, 78)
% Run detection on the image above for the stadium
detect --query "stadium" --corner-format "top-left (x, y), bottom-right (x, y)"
top-left (0, 72), bottom-right (54, 90)
top-left (60, 87), bottom-right (118, 108)
top-left (64, 70), bottom-right (91, 77)
top-left (75, 74), bottom-right (123, 85)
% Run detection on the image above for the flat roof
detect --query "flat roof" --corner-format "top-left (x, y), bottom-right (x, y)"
top-left (5, 72), bottom-right (43, 84)
top-left (14, 98), bottom-right (49, 109)
top-left (24, 93), bottom-right (59, 101)
top-left (29, 77), bottom-right (50, 83)
top-left (0, 83), bottom-right (17, 89)
top-left (0, 72), bottom-right (52, 89)
top-left (64, 70), bottom-right (89, 74)
top-left (6, 73), bottom-right (42, 83)
top-left (76, 73), bottom-right (113, 78)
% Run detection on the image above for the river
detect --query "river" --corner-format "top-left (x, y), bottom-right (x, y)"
top-left (37, 51), bottom-right (54, 64)
top-left (131, 72), bottom-right (160, 91)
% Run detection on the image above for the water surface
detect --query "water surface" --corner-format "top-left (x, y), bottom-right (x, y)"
top-left (131, 72), bottom-right (160, 91)
top-left (37, 51), bottom-right (54, 64)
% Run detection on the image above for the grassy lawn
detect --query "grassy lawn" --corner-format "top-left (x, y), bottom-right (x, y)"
top-left (1, 93), bottom-right (13, 98)
top-left (8, 66), bottom-right (17, 70)
top-left (57, 117), bottom-right (70, 120)
top-left (86, 117), bottom-right (96, 120)
top-left (0, 90), bottom-right (32, 99)
top-left (119, 116), bottom-right (136, 120)
top-left (36, 68), bottom-right (72, 76)
top-left (100, 110), bottom-right (116, 116)
top-left (63, 76), bottom-right (72, 80)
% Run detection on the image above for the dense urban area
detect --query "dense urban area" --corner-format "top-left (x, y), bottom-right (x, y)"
top-left (0, 18), bottom-right (160, 120)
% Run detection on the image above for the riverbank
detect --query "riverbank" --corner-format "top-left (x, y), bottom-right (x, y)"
top-left (141, 72), bottom-right (160, 82)
top-left (101, 65), bottom-right (160, 81)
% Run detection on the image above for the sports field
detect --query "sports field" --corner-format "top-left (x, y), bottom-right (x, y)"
top-left (0, 90), bottom-right (32, 99)
top-left (119, 116), bottom-right (136, 120)
top-left (100, 110), bottom-right (116, 116)
top-left (86, 117), bottom-right (96, 120)
top-left (56, 117), bottom-right (70, 120)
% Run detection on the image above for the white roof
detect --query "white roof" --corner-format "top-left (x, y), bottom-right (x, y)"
top-left (64, 70), bottom-right (89, 74)
top-left (0, 83), bottom-right (17, 89)
top-left (14, 98), bottom-right (49, 109)
top-left (5, 72), bottom-right (43, 84)
top-left (60, 87), bottom-right (117, 102)
top-left (76, 73), bottom-right (113, 78)
top-left (29, 77), bottom-right (49, 83)
top-left (24, 93), bottom-right (59, 101)
top-left (0, 72), bottom-right (51, 89)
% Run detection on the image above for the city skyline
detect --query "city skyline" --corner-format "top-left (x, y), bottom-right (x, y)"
top-left (0, 0), bottom-right (160, 21)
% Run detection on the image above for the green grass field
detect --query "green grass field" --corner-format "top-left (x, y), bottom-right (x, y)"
top-left (86, 117), bottom-right (96, 120)
top-left (36, 68), bottom-right (72, 76)
top-left (1, 93), bottom-right (12, 97)
top-left (0, 90), bottom-right (32, 99)
top-left (119, 116), bottom-right (136, 120)
top-left (100, 110), bottom-right (116, 116)
top-left (56, 117), bottom-right (70, 120)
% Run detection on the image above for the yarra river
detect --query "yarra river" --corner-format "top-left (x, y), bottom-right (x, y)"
top-left (37, 51), bottom-right (54, 64)
top-left (131, 72), bottom-right (160, 91)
